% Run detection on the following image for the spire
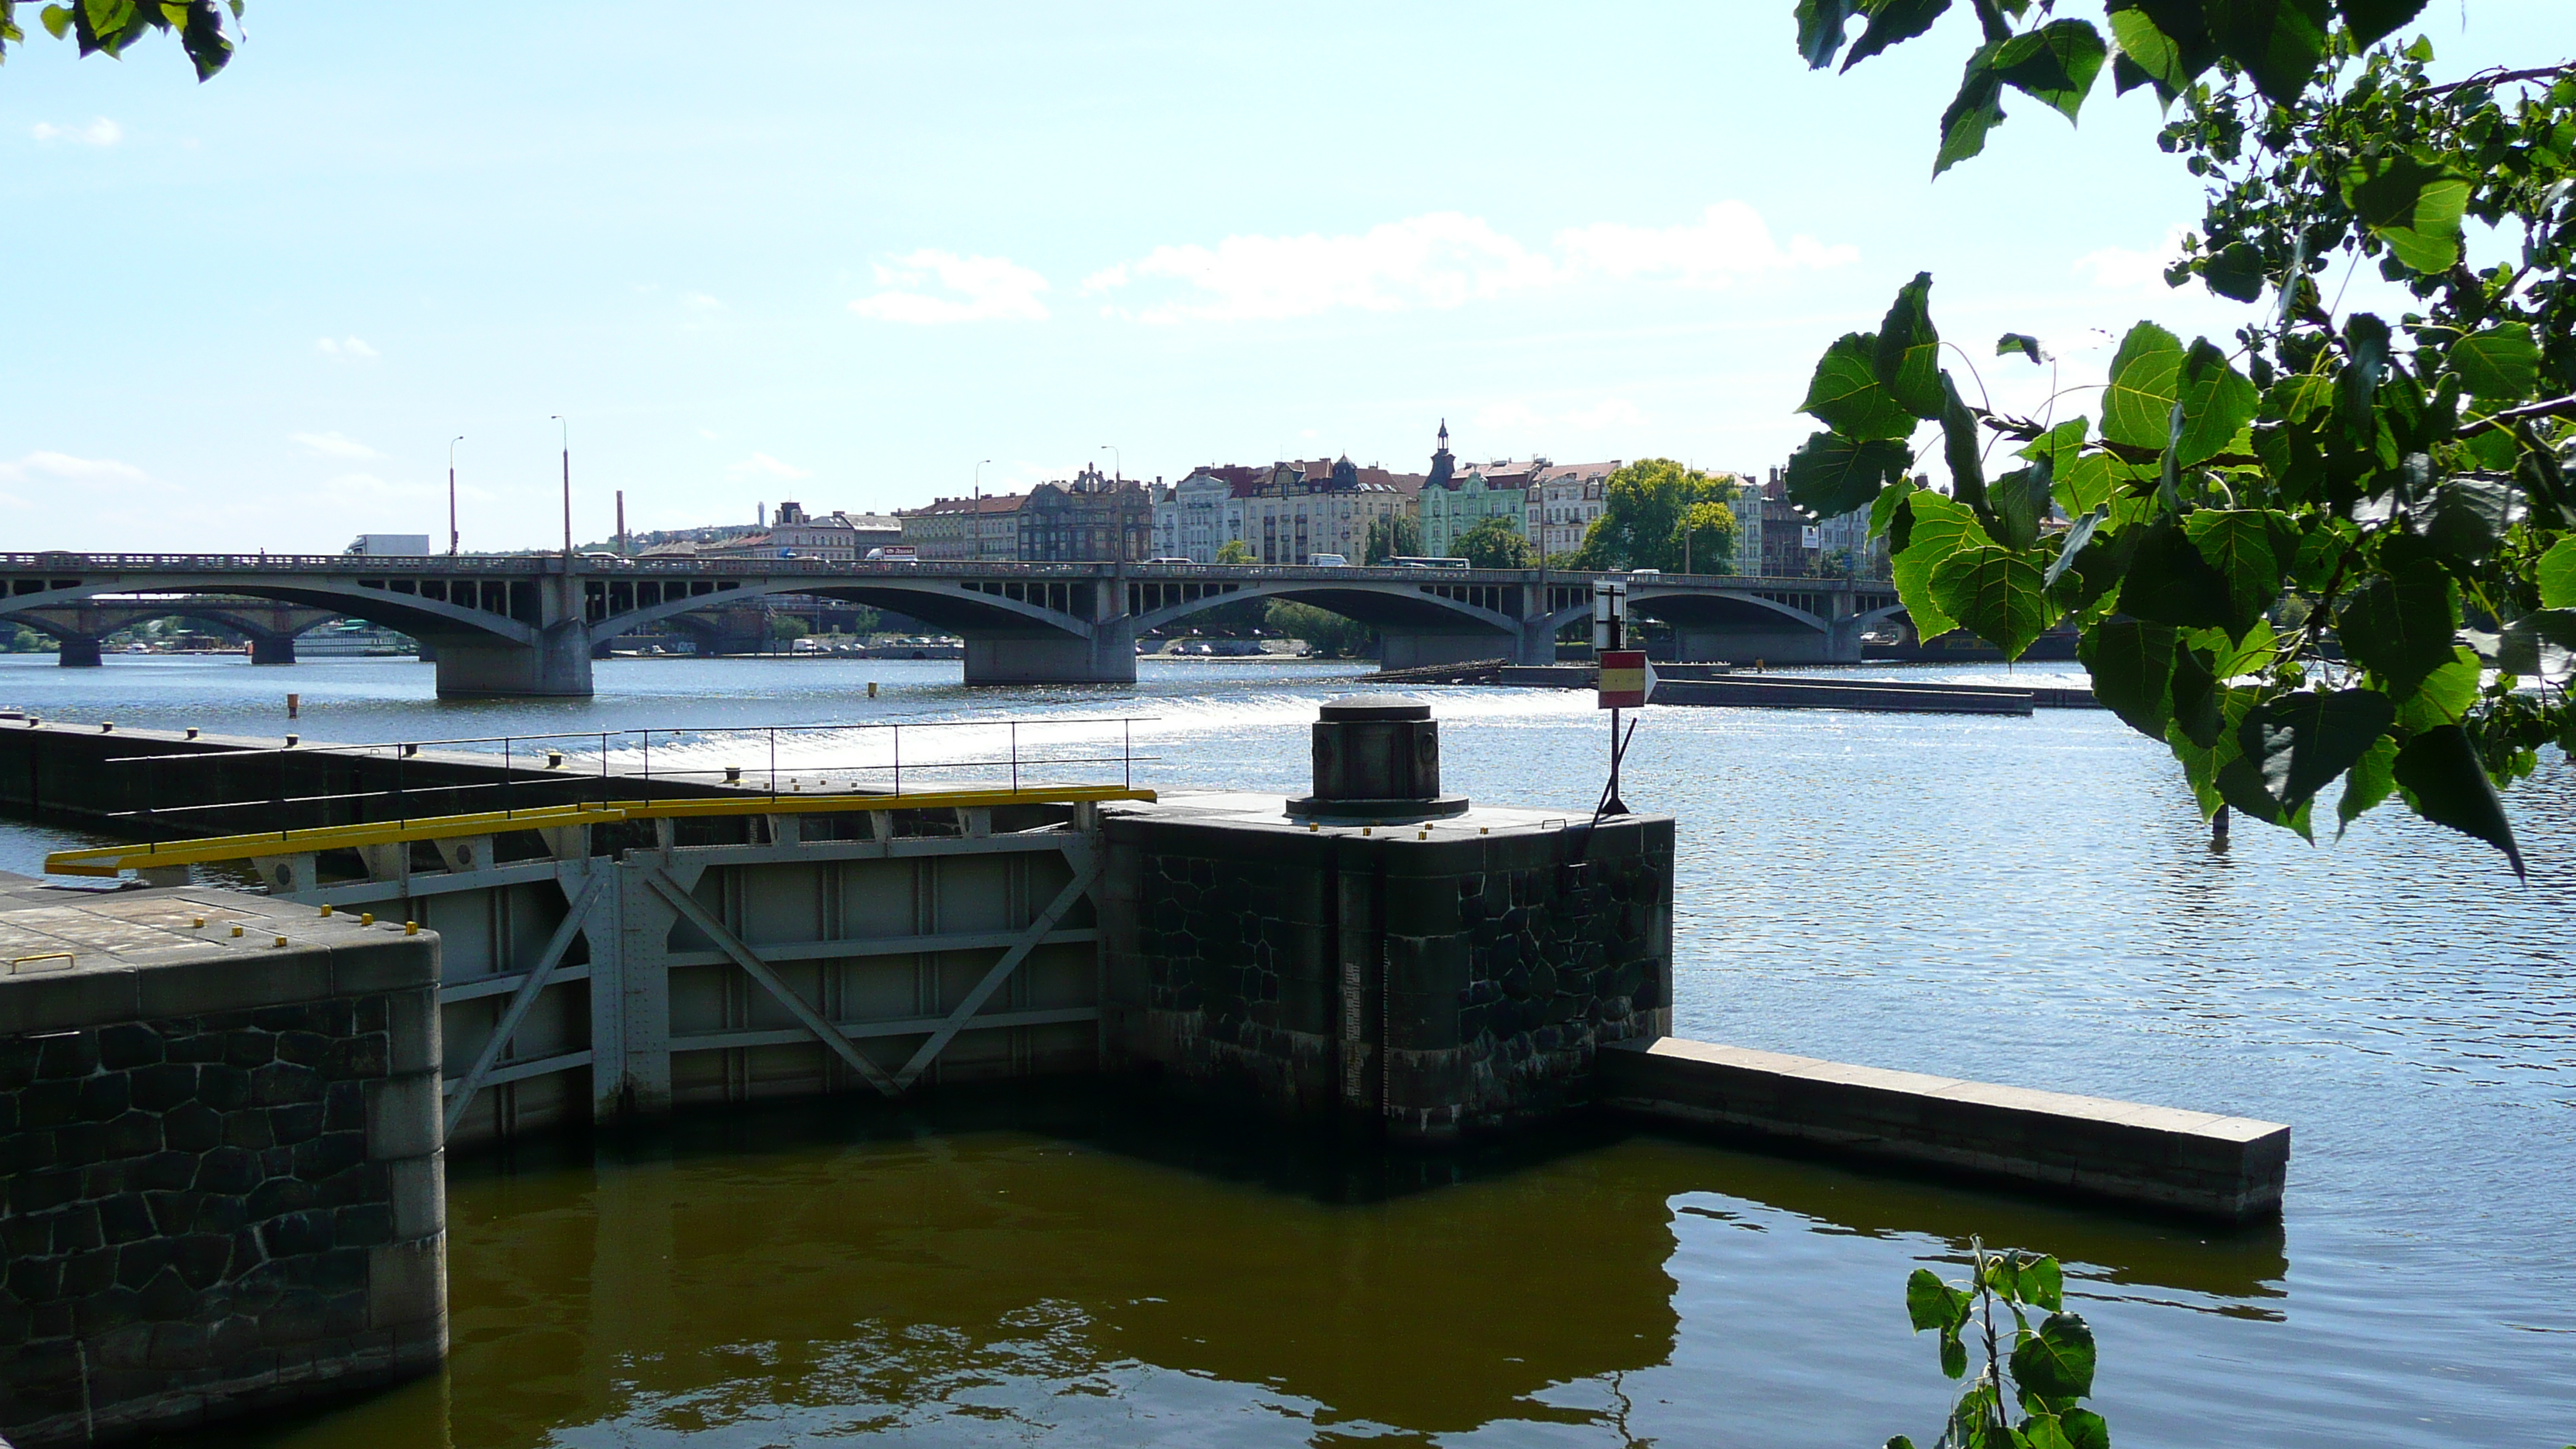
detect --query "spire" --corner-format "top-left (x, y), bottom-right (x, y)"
top-left (1437, 418), bottom-right (1449, 447)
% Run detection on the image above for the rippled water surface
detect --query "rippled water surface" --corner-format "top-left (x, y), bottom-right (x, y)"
top-left (2, 653), bottom-right (2570, 1448)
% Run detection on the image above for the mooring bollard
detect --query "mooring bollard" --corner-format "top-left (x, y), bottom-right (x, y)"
top-left (287, 692), bottom-right (300, 719)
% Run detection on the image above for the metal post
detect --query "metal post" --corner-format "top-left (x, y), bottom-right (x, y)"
top-left (553, 416), bottom-right (572, 561)
top-left (1010, 721), bottom-right (1019, 793)
top-left (503, 736), bottom-right (512, 819)
top-left (769, 728), bottom-right (777, 803)
top-left (892, 724), bottom-right (901, 796)
top-left (1123, 718), bottom-right (1132, 790)
top-left (447, 436), bottom-right (464, 556)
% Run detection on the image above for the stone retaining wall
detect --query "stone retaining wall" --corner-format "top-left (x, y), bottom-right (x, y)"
top-left (0, 879), bottom-right (445, 1446)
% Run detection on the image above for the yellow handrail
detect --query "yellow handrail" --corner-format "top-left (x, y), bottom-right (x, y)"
top-left (42, 785), bottom-right (1153, 878)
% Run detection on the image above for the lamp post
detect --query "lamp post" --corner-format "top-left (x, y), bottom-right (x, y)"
top-left (550, 416), bottom-right (570, 561)
top-left (1098, 444), bottom-right (1120, 482)
top-left (447, 436), bottom-right (464, 555)
top-left (973, 459), bottom-right (992, 561)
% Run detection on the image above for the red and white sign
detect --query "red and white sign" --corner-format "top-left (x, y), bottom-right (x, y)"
top-left (1598, 649), bottom-right (1655, 709)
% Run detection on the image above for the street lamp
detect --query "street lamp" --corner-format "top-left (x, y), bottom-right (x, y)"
top-left (1098, 444), bottom-right (1120, 482)
top-left (973, 459), bottom-right (992, 562)
top-left (550, 416), bottom-right (570, 561)
top-left (447, 436), bottom-right (464, 556)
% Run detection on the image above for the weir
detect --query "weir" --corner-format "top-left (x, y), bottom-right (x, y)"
top-left (0, 702), bottom-right (2289, 1446)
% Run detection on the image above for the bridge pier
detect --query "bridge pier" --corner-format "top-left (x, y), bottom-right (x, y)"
top-left (55, 637), bottom-right (102, 668)
top-left (426, 622), bottom-right (596, 698)
top-left (963, 616), bottom-right (1136, 686)
top-left (248, 634), bottom-right (297, 666)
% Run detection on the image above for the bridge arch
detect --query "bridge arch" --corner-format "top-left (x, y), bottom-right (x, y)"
top-left (1128, 578), bottom-right (1521, 639)
top-left (593, 575), bottom-right (1096, 642)
top-left (0, 576), bottom-right (536, 648)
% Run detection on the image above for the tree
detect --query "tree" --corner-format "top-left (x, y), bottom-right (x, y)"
top-left (1783, 0), bottom-right (2573, 876)
top-left (768, 614), bottom-right (810, 642)
top-left (1573, 459), bottom-right (1742, 572)
top-left (1267, 600), bottom-right (1372, 657)
top-left (1214, 539), bottom-right (1255, 565)
top-left (3, 2), bottom-right (242, 78)
top-left (1364, 512), bottom-right (1423, 564)
top-left (1454, 516), bottom-right (1536, 568)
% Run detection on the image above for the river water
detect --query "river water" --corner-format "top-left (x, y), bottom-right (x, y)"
top-left (2, 654), bottom-right (2569, 1449)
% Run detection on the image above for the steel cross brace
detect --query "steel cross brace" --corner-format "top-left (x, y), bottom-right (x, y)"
top-left (642, 864), bottom-right (906, 1098)
top-left (890, 850), bottom-right (1102, 1091)
top-left (443, 869), bottom-right (607, 1136)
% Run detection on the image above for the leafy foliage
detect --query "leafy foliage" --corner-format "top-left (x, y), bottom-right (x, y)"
top-left (1454, 515), bottom-right (1536, 568)
top-left (1362, 511), bottom-right (1423, 565)
top-left (1784, 0), bottom-right (2575, 876)
top-left (1266, 600), bottom-right (1372, 658)
top-left (1573, 458), bottom-right (1744, 573)
top-left (1214, 539), bottom-right (1255, 566)
top-left (3, 1), bottom-right (242, 78)
top-left (1887, 1243), bottom-right (2108, 1449)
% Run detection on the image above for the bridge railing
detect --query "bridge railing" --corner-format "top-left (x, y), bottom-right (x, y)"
top-left (5, 550), bottom-right (1890, 591)
top-left (93, 715), bottom-right (1159, 839)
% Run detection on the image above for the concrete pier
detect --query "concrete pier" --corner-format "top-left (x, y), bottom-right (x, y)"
top-left (1598, 1036), bottom-right (2289, 1221)
top-left (0, 876), bottom-right (446, 1446)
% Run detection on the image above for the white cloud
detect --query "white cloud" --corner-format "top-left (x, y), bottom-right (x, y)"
top-left (1084, 202), bottom-right (1854, 323)
top-left (314, 336), bottom-right (379, 364)
top-left (290, 431), bottom-right (380, 459)
top-left (1557, 201), bottom-right (1855, 286)
top-left (30, 118), bottom-right (121, 146)
top-left (2073, 225), bottom-right (2189, 292)
top-left (1085, 212), bottom-right (1559, 324)
top-left (0, 451), bottom-right (149, 485)
top-left (724, 452), bottom-right (812, 482)
top-left (1564, 398), bottom-right (1646, 430)
top-left (681, 293), bottom-right (723, 312)
top-left (850, 251), bottom-right (1050, 324)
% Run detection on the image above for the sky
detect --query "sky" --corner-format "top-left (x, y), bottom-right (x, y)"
top-left (0, 2), bottom-right (2561, 554)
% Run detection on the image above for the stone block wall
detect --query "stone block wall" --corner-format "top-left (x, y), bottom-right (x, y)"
top-left (1099, 802), bottom-right (1672, 1140)
top-left (0, 880), bottom-right (445, 1447)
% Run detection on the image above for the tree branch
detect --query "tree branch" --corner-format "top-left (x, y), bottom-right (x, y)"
top-left (2463, 393), bottom-right (2576, 435)
top-left (2411, 63), bottom-right (2576, 101)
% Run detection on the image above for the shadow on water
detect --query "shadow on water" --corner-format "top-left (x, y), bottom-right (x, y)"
top-left (163, 1084), bottom-right (2287, 1449)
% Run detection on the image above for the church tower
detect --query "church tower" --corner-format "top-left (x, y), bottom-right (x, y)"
top-left (1427, 419), bottom-right (1455, 491)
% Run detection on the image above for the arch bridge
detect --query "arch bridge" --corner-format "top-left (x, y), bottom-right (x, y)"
top-left (1, 552), bottom-right (1895, 697)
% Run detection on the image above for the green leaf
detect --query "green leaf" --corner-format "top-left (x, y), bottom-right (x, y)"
top-left (1941, 371), bottom-right (1989, 517)
top-left (2184, 509), bottom-right (2293, 636)
top-left (2336, 0), bottom-right (2429, 47)
top-left (2102, 322), bottom-right (2185, 451)
top-left (2058, 1408), bottom-right (2112, 1449)
top-left (1937, 43), bottom-right (2009, 175)
top-left (2120, 519), bottom-right (2237, 631)
top-left (2340, 152), bottom-right (2472, 274)
top-left (2081, 618), bottom-right (2180, 738)
top-left (1843, 0), bottom-right (1951, 70)
top-left (2019, 1413), bottom-right (2080, 1449)
top-left (2202, 240), bottom-right (2267, 302)
top-left (1795, 0), bottom-right (1864, 68)
top-left (2208, 0), bottom-right (2331, 105)
top-left (2537, 538), bottom-right (2576, 609)
top-left (2335, 561), bottom-right (2458, 699)
top-left (2393, 645), bottom-right (2479, 733)
top-left (2177, 340), bottom-right (2259, 467)
top-left (2044, 506), bottom-right (2106, 589)
top-left (2338, 313), bottom-right (2392, 440)
top-left (2338, 732), bottom-right (2399, 835)
top-left (1875, 272), bottom-right (1945, 419)
top-left (2449, 326), bottom-right (2541, 404)
top-left (1802, 333), bottom-right (1922, 440)
top-left (1906, 1267), bottom-right (1973, 1332)
top-left (2393, 724), bottom-right (2526, 878)
top-left (1785, 431), bottom-right (1911, 519)
top-left (2210, 617), bottom-right (2280, 679)
top-left (2237, 688), bottom-right (2396, 816)
top-left (2020, 1256), bottom-right (2065, 1313)
top-left (1892, 490), bottom-right (1993, 640)
top-left (1870, 474), bottom-right (1923, 540)
top-left (2053, 450), bottom-right (2146, 518)
top-left (1887, 1440), bottom-right (1920, 1449)
top-left (2410, 477), bottom-right (2519, 563)
top-left (2105, 2), bottom-right (2215, 98)
top-left (2011, 1312), bottom-right (2099, 1399)
top-left (1939, 1328), bottom-right (1970, 1379)
top-left (1930, 544), bottom-right (2057, 658)
top-left (2169, 682), bottom-right (2261, 815)
top-left (1992, 19), bottom-right (2108, 121)
top-left (1999, 332), bottom-right (2043, 363)
top-left (40, 5), bottom-right (74, 40)
top-left (1992, 464), bottom-right (2054, 553)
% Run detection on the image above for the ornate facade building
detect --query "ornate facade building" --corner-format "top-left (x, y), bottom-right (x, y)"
top-left (899, 493), bottom-right (1025, 561)
top-left (1019, 467), bottom-right (1153, 561)
top-left (1418, 423), bottom-right (1539, 557)
top-left (1523, 460), bottom-right (1622, 558)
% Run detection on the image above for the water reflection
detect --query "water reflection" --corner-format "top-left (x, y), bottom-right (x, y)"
top-left (166, 1090), bottom-right (2307, 1449)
